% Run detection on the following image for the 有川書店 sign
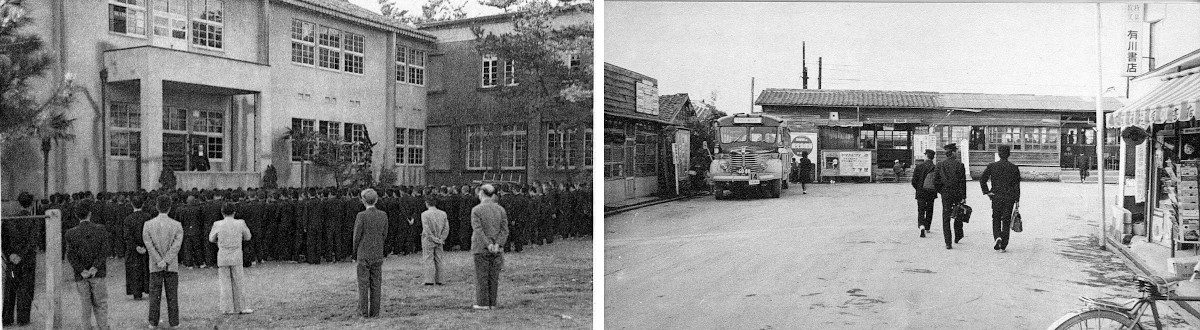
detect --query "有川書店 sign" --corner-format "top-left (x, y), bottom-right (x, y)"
top-left (1123, 4), bottom-right (1145, 77)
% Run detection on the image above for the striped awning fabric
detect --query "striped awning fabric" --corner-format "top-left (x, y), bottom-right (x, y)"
top-left (1108, 69), bottom-right (1200, 129)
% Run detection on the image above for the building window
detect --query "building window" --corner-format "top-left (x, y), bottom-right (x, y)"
top-left (634, 124), bottom-right (659, 176)
top-left (109, 0), bottom-right (147, 37)
top-left (151, 0), bottom-right (186, 41)
top-left (345, 123), bottom-right (368, 162)
top-left (584, 129), bottom-right (593, 166)
top-left (203, 136), bottom-right (223, 159)
top-left (1023, 127), bottom-right (1059, 151)
top-left (819, 126), bottom-right (857, 150)
top-left (568, 53), bottom-right (582, 71)
top-left (395, 44), bottom-right (407, 83)
top-left (190, 110), bottom-right (223, 133)
top-left (504, 60), bottom-right (517, 85)
top-left (110, 101), bottom-right (141, 157)
top-left (343, 32), bottom-right (365, 74)
top-left (406, 128), bottom-right (424, 165)
top-left (408, 49), bottom-right (425, 86)
top-left (875, 130), bottom-right (910, 150)
top-left (319, 120), bottom-right (341, 140)
top-left (290, 19), bottom-right (315, 65)
top-left (110, 131), bottom-right (141, 157)
top-left (110, 102), bottom-right (141, 129)
top-left (291, 118), bottom-right (315, 161)
top-left (500, 124), bottom-right (526, 168)
top-left (481, 55), bottom-right (498, 87)
top-left (546, 124), bottom-right (588, 168)
top-left (163, 107), bottom-right (188, 131)
top-left (395, 128), bottom-right (405, 164)
top-left (466, 125), bottom-right (490, 169)
top-left (604, 119), bottom-right (626, 179)
top-left (317, 26), bottom-right (342, 70)
top-left (858, 130), bottom-right (875, 149)
top-left (189, 0), bottom-right (222, 49)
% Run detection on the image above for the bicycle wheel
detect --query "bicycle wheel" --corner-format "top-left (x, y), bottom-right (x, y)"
top-left (1049, 309), bottom-right (1143, 330)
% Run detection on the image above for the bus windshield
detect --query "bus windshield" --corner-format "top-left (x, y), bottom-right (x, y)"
top-left (720, 127), bottom-right (779, 144)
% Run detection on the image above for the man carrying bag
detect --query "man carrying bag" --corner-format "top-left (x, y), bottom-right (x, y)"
top-left (934, 143), bottom-right (968, 250)
top-left (980, 145), bottom-right (1022, 252)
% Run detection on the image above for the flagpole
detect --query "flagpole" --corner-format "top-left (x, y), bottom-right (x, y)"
top-left (1096, 3), bottom-right (1108, 250)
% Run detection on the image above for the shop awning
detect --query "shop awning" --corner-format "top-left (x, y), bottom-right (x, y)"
top-left (1108, 69), bottom-right (1200, 129)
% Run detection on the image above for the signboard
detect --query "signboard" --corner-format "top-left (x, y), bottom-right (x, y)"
top-left (1136, 140), bottom-right (1147, 203)
top-left (635, 80), bottom-right (659, 115)
top-left (1122, 4), bottom-right (1146, 77)
top-left (733, 117), bottom-right (763, 124)
top-left (821, 150), bottom-right (872, 177)
top-left (912, 134), bottom-right (936, 162)
top-left (790, 134), bottom-right (815, 157)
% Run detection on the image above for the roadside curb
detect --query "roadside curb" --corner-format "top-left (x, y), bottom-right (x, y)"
top-left (1105, 236), bottom-right (1200, 326)
top-left (604, 195), bottom-right (700, 217)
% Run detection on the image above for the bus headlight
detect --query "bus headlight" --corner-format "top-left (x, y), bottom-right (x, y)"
top-left (711, 159), bottom-right (728, 174)
top-left (765, 158), bottom-right (783, 174)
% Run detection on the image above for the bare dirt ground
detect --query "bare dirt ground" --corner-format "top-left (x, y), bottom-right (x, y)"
top-left (605, 182), bottom-right (1192, 329)
top-left (13, 237), bottom-right (592, 329)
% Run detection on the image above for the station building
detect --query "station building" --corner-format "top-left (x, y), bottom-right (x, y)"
top-left (757, 89), bottom-right (1124, 182)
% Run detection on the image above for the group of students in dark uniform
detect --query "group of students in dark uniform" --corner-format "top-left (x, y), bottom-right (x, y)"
top-left (2, 180), bottom-right (591, 327)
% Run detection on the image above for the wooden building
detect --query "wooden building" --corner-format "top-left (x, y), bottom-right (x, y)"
top-left (604, 63), bottom-right (691, 204)
top-left (756, 89), bottom-right (1125, 181)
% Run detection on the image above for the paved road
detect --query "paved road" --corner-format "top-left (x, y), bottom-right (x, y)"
top-left (605, 182), bottom-right (1192, 329)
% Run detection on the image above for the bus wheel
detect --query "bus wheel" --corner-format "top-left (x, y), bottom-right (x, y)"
top-left (770, 180), bottom-right (782, 198)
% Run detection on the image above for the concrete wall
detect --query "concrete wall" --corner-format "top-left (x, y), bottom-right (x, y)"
top-left (2, 1), bottom-right (432, 199)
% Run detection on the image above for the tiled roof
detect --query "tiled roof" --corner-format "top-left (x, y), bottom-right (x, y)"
top-left (285, 0), bottom-right (436, 41)
top-left (658, 93), bottom-right (690, 123)
top-left (756, 89), bottom-right (942, 108)
top-left (940, 93), bottom-right (1125, 112)
top-left (756, 88), bottom-right (1125, 112)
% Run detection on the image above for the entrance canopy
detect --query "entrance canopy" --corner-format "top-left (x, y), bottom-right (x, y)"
top-left (1107, 69), bottom-right (1200, 129)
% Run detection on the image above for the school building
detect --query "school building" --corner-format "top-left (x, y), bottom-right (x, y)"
top-left (2, 0), bottom-right (437, 197)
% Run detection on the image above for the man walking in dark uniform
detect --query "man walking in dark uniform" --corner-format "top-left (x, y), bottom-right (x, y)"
top-left (911, 149), bottom-right (938, 238)
top-left (3, 192), bottom-right (39, 326)
top-left (934, 143), bottom-right (968, 249)
top-left (980, 145), bottom-right (1022, 252)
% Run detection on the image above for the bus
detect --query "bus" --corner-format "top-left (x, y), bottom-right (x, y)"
top-left (708, 113), bottom-right (793, 199)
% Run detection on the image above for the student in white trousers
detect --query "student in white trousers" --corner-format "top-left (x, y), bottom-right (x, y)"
top-left (209, 203), bottom-right (254, 315)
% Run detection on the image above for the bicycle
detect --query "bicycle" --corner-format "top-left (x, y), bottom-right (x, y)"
top-left (1047, 264), bottom-right (1200, 330)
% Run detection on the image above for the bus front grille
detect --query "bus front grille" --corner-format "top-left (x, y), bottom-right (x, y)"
top-left (730, 154), bottom-right (766, 172)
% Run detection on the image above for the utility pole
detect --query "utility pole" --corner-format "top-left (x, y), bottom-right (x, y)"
top-left (1095, 3), bottom-right (1108, 251)
top-left (802, 42), bottom-right (809, 89)
top-left (751, 77), bottom-right (756, 113)
top-left (818, 57), bottom-right (823, 89)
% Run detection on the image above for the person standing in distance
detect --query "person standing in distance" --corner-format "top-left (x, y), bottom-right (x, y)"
top-left (352, 189), bottom-right (388, 318)
top-left (421, 196), bottom-right (449, 285)
top-left (123, 194), bottom-right (152, 300)
top-left (980, 145), bottom-right (1021, 252)
top-left (934, 143), bottom-right (968, 249)
top-left (471, 184), bottom-right (509, 310)
top-left (64, 199), bottom-right (112, 330)
top-left (911, 149), bottom-right (938, 238)
top-left (209, 202), bottom-right (254, 314)
top-left (143, 195), bottom-right (184, 329)
top-left (3, 192), bottom-right (39, 326)
top-left (797, 152), bottom-right (813, 194)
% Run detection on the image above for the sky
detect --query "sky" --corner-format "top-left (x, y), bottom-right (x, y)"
top-left (605, 2), bottom-right (1196, 114)
top-left (349, 0), bottom-right (505, 18)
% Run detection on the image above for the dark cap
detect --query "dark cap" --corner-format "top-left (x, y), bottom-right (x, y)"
top-left (924, 149), bottom-right (936, 158)
top-left (943, 143), bottom-right (958, 152)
